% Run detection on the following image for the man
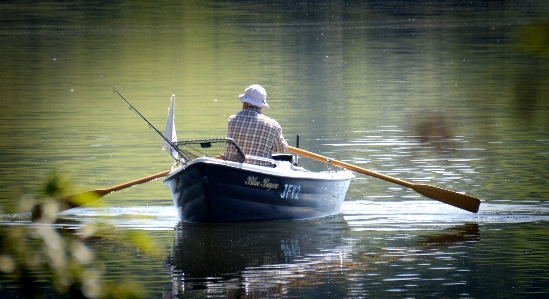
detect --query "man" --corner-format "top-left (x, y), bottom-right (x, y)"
top-left (225, 84), bottom-right (288, 166)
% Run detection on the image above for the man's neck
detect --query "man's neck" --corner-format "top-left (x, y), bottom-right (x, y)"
top-left (243, 103), bottom-right (263, 112)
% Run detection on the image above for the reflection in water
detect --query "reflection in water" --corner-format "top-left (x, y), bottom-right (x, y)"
top-left (512, 22), bottom-right (549, 123)
top-left (412, 113), bottom-right (454, 144)
top-left (512, 57), bottom-right (549, 121)
top-left (167, 215), bottom-right (349, 298)
top-left (415, 223), bottom-right (480, 248)
top-left (3, 202), bottom-right (549, 298)
top-left (167, 214), bottom-right (484, 298)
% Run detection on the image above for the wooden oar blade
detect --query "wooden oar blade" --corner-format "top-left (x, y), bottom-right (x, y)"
top-left (411, 184), bottom-right (480, 213)
top-left (57, 189), bottom-right (108, 210)
top-left (31, 189), bottom-right (107, 221)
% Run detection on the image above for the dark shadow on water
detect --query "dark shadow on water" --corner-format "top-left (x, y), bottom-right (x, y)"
top-left (166, 215), bottom-right (349, 297)
top-left (415, 223), bottom-right (480, 248)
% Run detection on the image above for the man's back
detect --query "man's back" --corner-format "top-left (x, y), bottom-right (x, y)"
top-left (226, 107), bottom-right (287, 166)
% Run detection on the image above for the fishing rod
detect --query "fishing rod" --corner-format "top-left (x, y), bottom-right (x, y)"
top-left (100, 76), bottom-right (183, 161)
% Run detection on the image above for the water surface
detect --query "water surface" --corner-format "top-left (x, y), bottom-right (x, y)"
top-left (4, 201), bottom-right (547, 298)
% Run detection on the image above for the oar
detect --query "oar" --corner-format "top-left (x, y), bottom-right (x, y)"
top-left (288, 146), bottom-right (480, 213)
top-left (31, 170), bottom-right (171, 220)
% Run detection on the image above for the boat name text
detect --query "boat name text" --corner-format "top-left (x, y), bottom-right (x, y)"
top-left (244, 176), bottom-right (279, 191)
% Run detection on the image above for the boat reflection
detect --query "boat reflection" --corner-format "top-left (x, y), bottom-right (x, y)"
top-left (167, 215), bottom-right (350, 297)
top-left (167, 218), bottom-right (481, 298)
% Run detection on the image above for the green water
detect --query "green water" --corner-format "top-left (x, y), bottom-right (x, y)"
top-left (1, 1), bottom-right (549, 298)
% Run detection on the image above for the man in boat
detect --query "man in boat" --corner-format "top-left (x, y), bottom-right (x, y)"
top-left (224, 84), bottom-right (288, 166)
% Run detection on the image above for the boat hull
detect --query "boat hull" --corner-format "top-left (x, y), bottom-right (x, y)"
top-left (164, 158), bottom-right (354, 222)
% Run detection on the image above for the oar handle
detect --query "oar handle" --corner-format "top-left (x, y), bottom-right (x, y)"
top-left (104, 170), bottom-right (171, 193)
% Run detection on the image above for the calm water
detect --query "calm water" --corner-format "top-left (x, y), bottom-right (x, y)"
top-left (1, 0), bottom-right (549, 298)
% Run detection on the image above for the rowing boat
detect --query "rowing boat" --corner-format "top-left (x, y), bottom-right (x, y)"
top-left (163, 138), bottom-right (355, 222)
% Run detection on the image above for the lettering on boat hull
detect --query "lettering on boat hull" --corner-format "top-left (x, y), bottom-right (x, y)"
top-left (244, 176), bottom-right (280, 191)
top-left (280, 184), bottom-right (301, 199)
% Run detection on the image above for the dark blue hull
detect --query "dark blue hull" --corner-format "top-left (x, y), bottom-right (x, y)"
top-left (164, 158), bottom-right (354, 223)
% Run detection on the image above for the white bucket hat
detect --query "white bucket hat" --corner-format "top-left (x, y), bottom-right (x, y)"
top-left (239, 84), bottom-right (269, 108)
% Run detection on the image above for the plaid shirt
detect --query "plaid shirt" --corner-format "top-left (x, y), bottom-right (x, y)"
top-left (225, 107), bottom-right (288, 166)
